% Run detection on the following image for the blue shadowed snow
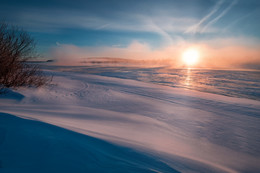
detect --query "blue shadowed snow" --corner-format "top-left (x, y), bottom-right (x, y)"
top-left (0, 113), bottom-right (180, 173)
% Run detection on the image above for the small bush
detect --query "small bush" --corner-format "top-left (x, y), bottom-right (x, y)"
top-left (0, 22), bottom-right (49, 93)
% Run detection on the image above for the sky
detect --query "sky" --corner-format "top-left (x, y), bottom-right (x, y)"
top-left (1, 0), bottom-right (260, 69)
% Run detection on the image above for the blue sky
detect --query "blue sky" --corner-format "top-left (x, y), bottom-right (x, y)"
top-left (1, 0), bottom-right (260, 68)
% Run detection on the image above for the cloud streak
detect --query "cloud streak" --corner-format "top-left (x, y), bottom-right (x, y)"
top-left (201, 0), bottom-right (238, 33)
top-left (186, 0), bottom-right (238, 34)
top-left (185, 0), bottom-right (224, 34)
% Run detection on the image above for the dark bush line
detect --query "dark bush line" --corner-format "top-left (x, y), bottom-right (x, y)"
top-left (0, 22), bottom-right (49, 93)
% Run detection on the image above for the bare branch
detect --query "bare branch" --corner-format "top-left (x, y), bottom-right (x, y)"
top-left (0, 22), bottom-right (49, 93)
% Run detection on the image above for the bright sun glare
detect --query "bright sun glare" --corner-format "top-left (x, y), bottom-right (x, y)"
top-left (182, 49), bottom-right (199, 66)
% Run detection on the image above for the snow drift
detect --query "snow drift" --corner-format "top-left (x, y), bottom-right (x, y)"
top-left (0, 68), bottom-right (260, 173)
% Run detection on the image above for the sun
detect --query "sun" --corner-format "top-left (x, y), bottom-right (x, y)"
top-left (182, 49), bottom-right (199, 66)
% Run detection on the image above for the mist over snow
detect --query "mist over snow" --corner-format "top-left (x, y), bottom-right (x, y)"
top-left (50, 39), bottom-right (260, 69)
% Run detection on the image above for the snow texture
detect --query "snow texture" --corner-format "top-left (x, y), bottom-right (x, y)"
top-left (0, 69), bottom-right (260, 173)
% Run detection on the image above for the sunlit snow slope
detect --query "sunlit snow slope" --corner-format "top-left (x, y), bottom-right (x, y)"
top-left (1, 70), bottom-right (260, 173)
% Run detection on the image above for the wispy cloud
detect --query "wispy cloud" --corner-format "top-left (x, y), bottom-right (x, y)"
top-left (1, 3), bottom-right (197, 35)
top-left (95, 23), bottom-right (111, 30)
top-left (144, 18), bottom-right (174, 46)
top-left (221, 11), bottom-right (254, 33)
top-left (1, 0), bottom-right (259, 52)
top-left (185, 0), bottom-right (224, 34)
top-left (186, 0), bottom-right (238, 34)
top-left (201, 0), bottom-right (238, 33)
top-left (6, 7), bottom-right (193, 46)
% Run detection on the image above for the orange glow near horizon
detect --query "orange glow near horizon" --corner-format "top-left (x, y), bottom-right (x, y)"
top-left (52, 41), bottom-right (260, 69)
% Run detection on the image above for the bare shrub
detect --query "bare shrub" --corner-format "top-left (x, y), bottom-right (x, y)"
top-left (0, 22), bottom-right (49, 93)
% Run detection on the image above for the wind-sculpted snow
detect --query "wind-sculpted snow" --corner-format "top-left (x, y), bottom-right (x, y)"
top-left (0, 70), bottom-right (260, 173)
top-left (0, 113), bottom-right (180, 173)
